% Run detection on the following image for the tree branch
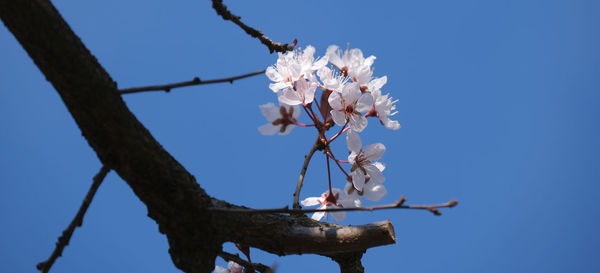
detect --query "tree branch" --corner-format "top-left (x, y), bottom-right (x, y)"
top-left (118, 69), bottom-right (265, 94)
top-left (36, 165), bottom-right (110, 273)
top-left (329, 252), bottom-right (365, 273)
top-left (0, 1), bottom-right (397, 272)
top-left (211, 0), bottom-right (297, 53)
top-left (212, 196), bottom-right (458, 215)
top-left (292, 137), bottom-right (324, 210)
top-left (218, 251), bottom-right (273, 273)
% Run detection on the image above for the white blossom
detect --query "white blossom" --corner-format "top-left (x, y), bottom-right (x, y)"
top-left (346, 130), bottom-right (386, 191)
top-left (328, 82), bottom-right (373, 132)
top-left (301, 188), bottom-right (360, 222)
top-left (258, 102), bottom-right (300, 135)
top-left (316, 66), bottom-right (347, 93)
top-left (364, 76), bottom-right (401, 130)
top-left (277, 76), bottom-right (318, 106)
top-left (326, 45), bottom-right (375, 86)
top-left (265, 46), bottom-right (328, 93)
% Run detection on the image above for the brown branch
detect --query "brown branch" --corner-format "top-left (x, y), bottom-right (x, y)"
top-left (329, 252), bottom-right (364, 273)
top-left (1, 1), bottom-right (397, 271)
top-left (119, 69), bottom-right (265, 94)
top-left (211, 196), bottom-right (458, 216)
top-left (36, 165), bottom-right (110, 273)
top-left (292, 137), bottom-right (324, 210)
top-left (218, 251), bottom-right (274, 273)
top-left (211, 0), bottom-right (297, 53)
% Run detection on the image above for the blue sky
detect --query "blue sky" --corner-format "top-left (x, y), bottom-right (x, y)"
top-left (1, 0), bottom-right (599, 272)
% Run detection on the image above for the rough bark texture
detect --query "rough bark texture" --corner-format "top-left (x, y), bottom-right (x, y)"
top-left (0, 1), bottom-right (396, 272)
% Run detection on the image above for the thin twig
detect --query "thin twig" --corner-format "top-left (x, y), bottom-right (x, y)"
top-left (218, 251), bottom-right (274, 273)
top-left (212, 0), bottom-right (297, 53)
top-left (212, 196), bottom-right (458, 216)
top-left (118, 69), bottom-right (265, 94)
top-left (292, 137), bottom-right (324, 210)
top-left (37, 165), bottom-right (111, 273)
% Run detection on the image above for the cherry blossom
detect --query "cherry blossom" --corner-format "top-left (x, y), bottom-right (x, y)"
top-left (344, 163), bottom-right (388, 202)
top-left (346, 130), bottom-right (386, 191)
top-left (316, 66), bottom-right (347, 93)
top-left (257, 102), bottom-right (300, 135)
top-left (301, 188), bottom-right (360, 222)
top-left (265, 46), bottom-right (328, 93)
top-left (328, 82), bottom-right (373, 132)
top-left (364, 76), bottom-right (401, 130)
top-left (277, 76), bottom-right (318, 106)
top-left (214, 261), bottom-right (243, 273)
top-left (326, 45), bottom-right (375, 86)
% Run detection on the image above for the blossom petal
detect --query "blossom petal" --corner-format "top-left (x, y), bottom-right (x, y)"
top-left (280, 124), bottom-right (295, 135)
top-left (328, 91), bottom-right (343, 110)
top-left (259, 102), bottom-right (279, 122)
top-left (278, 89), bottom-right (302, 105)
top-left (265, 66), bottom-right (282, 82)
top-left (349, 114), bottom-right (368, 132)
top-left (269, 81), bottom-right (289, 93)
top-left (363, 183), bottom-right (387, 202)
top-left (214, 266), bottom-right (228, 273)
top-left (343, 82), bottom-right (361, 104)
top-left (351, 170), bottom-right (366, 191)
top-left (301, 197), bottom-right (321, 207)
top-left (364, 164), bottom-right (385, 184)
top-left (311, 210), bottom-right (326, 221)
top-left (355, 93), bottom-right (374, 112)
top-left (330, 110), bottom-right (347, 127)
top-left (346, 130), bottom-right (362, 153)
top-left (331, 210), bottom-right (347, 222)
top-left (258, 123), bottom-right (279, 136)
top-left (369, 76), bottom-right (387, 91)
top-left (364, 143), bottom-right (385, 161)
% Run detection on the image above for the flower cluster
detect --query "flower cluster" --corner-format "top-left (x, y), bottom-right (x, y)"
top-left (259, 45), bottom-right (400, 222)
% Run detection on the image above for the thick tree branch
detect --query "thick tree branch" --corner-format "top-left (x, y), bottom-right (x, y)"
top-left (119, 70), bottom-right (265, 94)
top-left (36, 165), bottom-right (110, 273)
top-left (0, 1), bottom-right (396, 272)
top-left (211, 0), bottom-right (296, 53)
top-left (329, 252), bottom-right (365, 273)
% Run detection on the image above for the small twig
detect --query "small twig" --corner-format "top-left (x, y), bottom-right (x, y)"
top-left (212, 0), bottom-right (296, 53)
top-left (292, 137), bottom-right (324, 210)
top-left (118, 69), bottom-right (265, 94)
top-left (211, 196), bottom-right (458, 216)
top-left (37, 165), bottom-right (111, 273)
top-left (218, 251), bottom-right (274, 273)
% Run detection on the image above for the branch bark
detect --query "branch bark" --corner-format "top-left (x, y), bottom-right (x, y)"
top-left (0, 1), bottom-right (395, 272)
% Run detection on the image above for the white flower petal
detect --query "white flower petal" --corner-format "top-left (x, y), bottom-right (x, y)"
top-left (291, 105), bottom-right (301, 119)
top-left (301, 197), bottom-right (321, 207)
top-left (351, 170), bottom-right (366, 191)
top-left (214, 266), bottom-right (228, 273)
top-left (364, 143), bottom-right (385, 161)
top-left (343, 82), bottom-right (361, 104)
top-left (363, 183), bottom-right (387, 202)
top-left (346, 130), bottom-right (362, 153)
top-left (364, 164), bottom-right (385, 184)
top-left (280, 124), bottom-right (295, 135)
top-left (331, 210), bottom-right (347, 222)
top-left (373, 161), bottom-right (386, 172)
top-left (278, 89), bottom-right (302, 106)
top-left (259, 102), bottom-right (280, 122)
top-left (356, 93), bottom-right (374, 112)
top-left (269, 81), bottom-right (289, 93)
top-left (369, 76), bottom-right (387, 91)
top-left (330, 110), bottom-right (347, 127)
top-left (258, 123), bottom-right (279, 136)
top-left (349, 114), bottom-right (367, 132)
top-left (348, 152), bottom-right (358, 164)
top-left (328, 91), bottom-right (343, 110)
top-left (311, 210), bottom-right (326, 221)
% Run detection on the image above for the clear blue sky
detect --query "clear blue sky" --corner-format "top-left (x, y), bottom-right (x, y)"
top-left (1, 0), bottom-right (599, 272)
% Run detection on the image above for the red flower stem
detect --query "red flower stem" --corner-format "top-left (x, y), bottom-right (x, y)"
top-left (326, 152), bottom-right (333, 193)
top-left (327, 123), bottom-right (349, 144)
top-left (327, 151), bottom-right (350, 178)
top-left (294, 122), bottom-right (314, 127)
